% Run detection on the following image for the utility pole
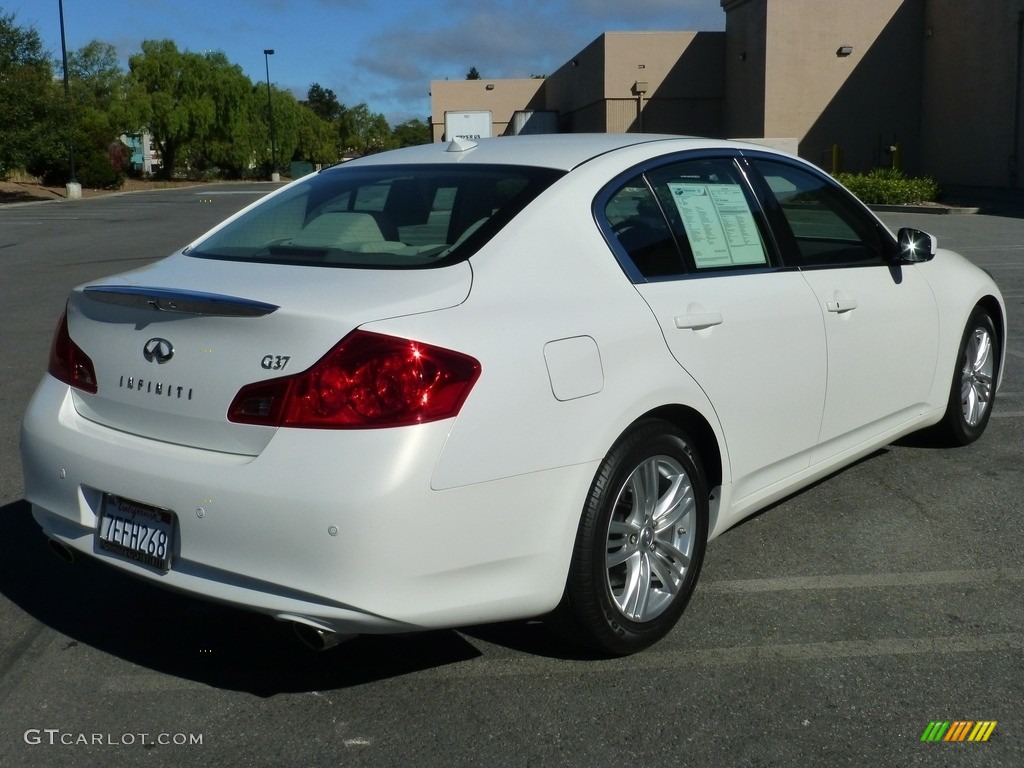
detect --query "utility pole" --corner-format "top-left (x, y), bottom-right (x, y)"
top-left (264, 49), bottom-right (279, 182)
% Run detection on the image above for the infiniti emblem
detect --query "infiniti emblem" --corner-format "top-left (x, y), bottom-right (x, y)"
top-left (143, 338), bottom-right (174, 364)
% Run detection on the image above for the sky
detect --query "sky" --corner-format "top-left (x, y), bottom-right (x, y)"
top-left (8, 0), bottom-right (726, 125)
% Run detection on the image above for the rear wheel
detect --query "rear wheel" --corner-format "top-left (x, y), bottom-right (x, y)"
top-left (554, 420), bottom-right (708, 656)
top-left (937, 307), bottom-right (999, 445)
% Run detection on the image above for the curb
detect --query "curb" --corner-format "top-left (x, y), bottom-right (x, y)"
top-left (0, 181), bottom-right (285, 209)
top-left (868, 204), bottom-right (980, 216)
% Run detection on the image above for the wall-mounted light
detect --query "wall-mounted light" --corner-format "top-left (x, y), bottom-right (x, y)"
top-left (485, 83), bottom-right (495, 90)
top-left (836, 45), bottom-right (854, 57)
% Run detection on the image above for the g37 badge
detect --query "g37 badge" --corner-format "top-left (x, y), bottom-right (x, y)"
top-left (261, 355), bottom-right (291, 371)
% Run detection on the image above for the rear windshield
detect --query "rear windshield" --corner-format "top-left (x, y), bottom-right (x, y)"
top-left (187, 163), bottom-right (564, 268)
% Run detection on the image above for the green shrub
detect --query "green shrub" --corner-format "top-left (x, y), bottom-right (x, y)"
top-left (834, 168), bottom-right (940, 205)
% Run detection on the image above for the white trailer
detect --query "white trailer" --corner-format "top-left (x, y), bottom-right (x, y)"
top-left (444, 110), bottom-right (493, 141)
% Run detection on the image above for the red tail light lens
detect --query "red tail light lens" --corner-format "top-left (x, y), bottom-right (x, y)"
top-left (48, 311), bottom-right (98, 394)
top-left (228, 331), bottom-right (481, 429)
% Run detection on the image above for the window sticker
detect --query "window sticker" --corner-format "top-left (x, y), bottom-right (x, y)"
top-left (668, 183), bottom-right (767, 268)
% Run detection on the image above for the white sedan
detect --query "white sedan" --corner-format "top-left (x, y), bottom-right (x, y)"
top-left (21, 135), bottom-right (1004, 655)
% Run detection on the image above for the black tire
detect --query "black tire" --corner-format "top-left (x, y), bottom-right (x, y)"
top-left (936, 307), bottom-right (999, 446)
top-left (553, 419), bottom-right (708, 656)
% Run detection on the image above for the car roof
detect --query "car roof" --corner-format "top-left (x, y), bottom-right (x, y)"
top-left (338, 134), bottom-right (783, 173)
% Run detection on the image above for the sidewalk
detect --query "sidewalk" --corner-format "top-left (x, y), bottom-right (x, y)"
top-left (0, 179), bottom-right (211, 206)
top-left (868, 186), bottom-right (1024, 217)
top-left (941, 185), bottom-right (1024, 218)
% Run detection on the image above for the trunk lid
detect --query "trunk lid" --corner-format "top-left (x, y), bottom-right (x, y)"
top-left (65, 253), bottom-right (472, 455)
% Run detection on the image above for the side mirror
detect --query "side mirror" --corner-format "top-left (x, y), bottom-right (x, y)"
top-left (897, 228), bottom-right (937, 263)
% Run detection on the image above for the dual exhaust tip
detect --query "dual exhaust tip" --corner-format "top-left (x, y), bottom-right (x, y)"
top-left (46, 538), bottom-right (353, 651)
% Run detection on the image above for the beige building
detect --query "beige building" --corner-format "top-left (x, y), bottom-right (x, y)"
top-left (431, 32), bottom-right (725, 141)
top-left (919, 0), bottom-right (1024, 186)
top-left (724, 0), bottom-right (925, 174)
top-left (430, 79), bottom-right (546, 142)
top-left (543, 31), bottom-right (725, 136)
top-left (429, 0), bottom-right (1024, 187)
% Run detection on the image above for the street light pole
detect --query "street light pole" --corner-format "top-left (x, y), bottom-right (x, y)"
top-left (58, 0), bottom-right (81, 199)
top-left (263, 49), bottom-right (278, 182)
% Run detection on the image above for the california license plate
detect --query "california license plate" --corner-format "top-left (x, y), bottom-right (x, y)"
top-left (97, 495), bottom-right (175, 571)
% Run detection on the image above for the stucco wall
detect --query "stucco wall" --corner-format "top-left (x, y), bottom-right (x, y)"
top-left (921, 0), bottom-right (1023, 186)
top-left (723, 0), bottom-right (768, 139)
top-left (545, 31), bottom-right (725, 135)
top-left (759, 0), bottom-right (924, 173)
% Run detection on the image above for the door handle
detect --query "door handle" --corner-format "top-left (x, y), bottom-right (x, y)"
top-left (674, 312), bottom-right (723, 330)
top-left (826, 298), bottom-right (858, 313)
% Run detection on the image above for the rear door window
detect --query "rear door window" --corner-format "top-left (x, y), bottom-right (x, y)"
top-left (604, 180), bottom-right (684, 278)
top-left (647, 159), bottom-right (770, 271)
top-left (600, 156), bottom-right (775, 280)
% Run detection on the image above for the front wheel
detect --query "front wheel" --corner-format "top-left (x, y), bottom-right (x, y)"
top-left (553, 420), bottom-right (709, 656)
top-left (936, 307), bottom-right (1000, 446)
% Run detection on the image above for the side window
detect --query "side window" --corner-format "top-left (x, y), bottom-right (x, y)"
top-left (604, 179), bottom-right (684, 278)
top-left (647, 159), bottom-right (770, 271)
top-left (751, 159), bottom-right (886, 267)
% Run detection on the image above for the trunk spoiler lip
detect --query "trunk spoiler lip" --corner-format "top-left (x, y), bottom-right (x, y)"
top-left (82, 286), bottom-right (279, 317)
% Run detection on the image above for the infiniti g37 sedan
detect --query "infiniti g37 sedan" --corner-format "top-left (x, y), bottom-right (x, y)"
top-left (21, 135), bottom-right (1005, 655)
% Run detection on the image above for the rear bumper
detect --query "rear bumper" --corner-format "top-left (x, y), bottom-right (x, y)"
top-left (21, 376), bottom-right (594, 634)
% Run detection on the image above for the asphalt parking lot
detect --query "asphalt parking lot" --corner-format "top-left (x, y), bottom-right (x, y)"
top-left (0, 185), bottom-right (1021, 767)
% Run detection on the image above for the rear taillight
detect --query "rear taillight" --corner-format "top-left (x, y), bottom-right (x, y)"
top-left (48, 311), bottom-right (98, 394)
top-left (228, 330), bottom-right (481, 429)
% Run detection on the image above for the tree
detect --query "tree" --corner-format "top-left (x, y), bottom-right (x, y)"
top-left (303, 83), bottom-right (343, 123)
top-left (67, 39), bottom-right (142, 134)
top-left (50, 40), bottom-right (133, 187)
top-left (47, 109), bottom-right (130, 188)
top-left (338, 103), bottom-right (394, 155)
top-left (129, 41), bottom-right (262, 179)
top-left (392, 118), bottom-right (431, 148)
top-left (466, 66), bottom-right (481, 80)
top-left (186, 52), bottom-right (265, 177)
top-left (129, 40), bottom-right (199, 177)
top-left (66, 41), bottom-right (122, 102)
top-left (0, 13), bottom-right (57, 179)
top-left (296, 104), bottom-right (339, 166)
top-left (261, 86), bottom-right (302, 173)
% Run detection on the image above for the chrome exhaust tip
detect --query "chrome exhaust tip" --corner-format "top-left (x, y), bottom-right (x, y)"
top-left (47, 538), bottom-right (76, 564)
top-left (291, 622), bottom-right (355, 651)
